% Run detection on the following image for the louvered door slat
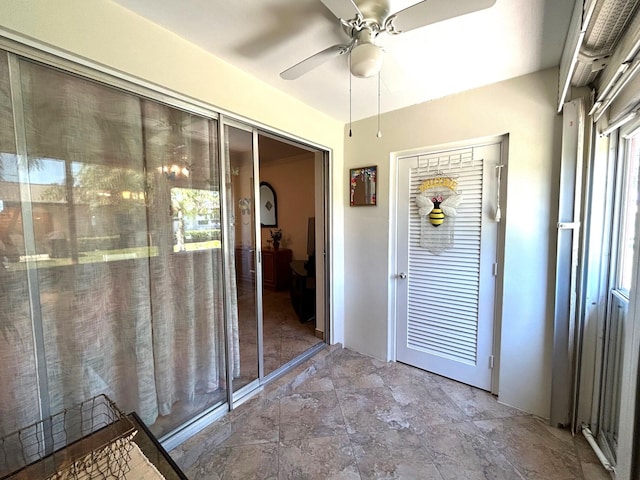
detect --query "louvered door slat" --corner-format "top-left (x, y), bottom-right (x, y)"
top-left (408, 317), bottom-right (479, 336)
top-left (410, 297), bottom-right (480, 314)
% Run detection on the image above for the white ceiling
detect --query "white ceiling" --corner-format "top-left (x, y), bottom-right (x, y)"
top-left (111, 0), bottom-right (576, 123)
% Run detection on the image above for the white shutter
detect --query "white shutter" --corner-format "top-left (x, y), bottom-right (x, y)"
top-left (406, 150), bottom-right (483, 366)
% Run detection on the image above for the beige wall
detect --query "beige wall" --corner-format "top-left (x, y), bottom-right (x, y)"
top-left (260, 154), bottom-right (315, 261)
top-left (343, 68), bottom-right (562, 419)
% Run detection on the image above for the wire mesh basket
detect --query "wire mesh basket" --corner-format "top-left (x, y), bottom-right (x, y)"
top-left (0, 395), bottom-right (136, 480)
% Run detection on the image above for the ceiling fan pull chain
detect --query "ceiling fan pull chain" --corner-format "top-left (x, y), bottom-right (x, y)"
top-left (377, 71), bottom-right (382, 138)
top-left (349, 50), bottom-right (353, 137)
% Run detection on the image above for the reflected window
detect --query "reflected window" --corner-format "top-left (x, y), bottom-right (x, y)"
top-left (170, 187), bottom-right (221, 252)
top-left (618, 134), bottom-right (640, 296)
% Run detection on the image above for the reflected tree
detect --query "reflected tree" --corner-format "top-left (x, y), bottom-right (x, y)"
top-left (0, 153), bottom-right (45, 260)
top-left (170, 187), bottom-right (220, 251)
top-left (40, 162), bottom-right (148, 253)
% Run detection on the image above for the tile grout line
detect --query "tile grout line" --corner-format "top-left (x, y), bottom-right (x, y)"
top-left (331, 360), bottom-right (364, 480)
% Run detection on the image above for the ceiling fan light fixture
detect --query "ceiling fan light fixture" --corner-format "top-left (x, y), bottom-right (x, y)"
top-left (350, 42), bottom-right (383, 78)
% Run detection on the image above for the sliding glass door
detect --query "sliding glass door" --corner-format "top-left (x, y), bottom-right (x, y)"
top-left (0, 44), bottom-right (328, 450)
top-left (222, 126), bottom-right (330, 389)
top-left (0, 52), bottom-right (234, 439)
top-left (223, 122), bottom-right (261, 396)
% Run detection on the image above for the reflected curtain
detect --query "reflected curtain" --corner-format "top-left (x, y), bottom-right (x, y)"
top-left (223, 131), bottom-right (241, 378)
top-left (142, 101), bottom-right (240, 416)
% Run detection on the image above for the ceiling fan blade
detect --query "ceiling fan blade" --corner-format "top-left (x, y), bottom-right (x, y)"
top-left (390, 0), bottom-right (496, 33)
top-left (319, 0), bottom-right (362, 20)
top-left (280, 44), bottom-right (349, 80)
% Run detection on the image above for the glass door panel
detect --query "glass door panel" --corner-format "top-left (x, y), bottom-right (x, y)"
top-left (257, 134), bottom-right (323, 377)
top-left (616, 134), bottom-right (640, 296)
top-left (141, 100), bottom-right (228, 437)
top-left (12, 57), bottom-right (228, 439)
top-left (224, 124), bottom-right (260, 394)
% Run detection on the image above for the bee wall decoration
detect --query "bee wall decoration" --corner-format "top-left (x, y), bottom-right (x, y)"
top-left (415, 175), bottom-right (463, 254)
top-left (416, 191), bottom-right (463, 226)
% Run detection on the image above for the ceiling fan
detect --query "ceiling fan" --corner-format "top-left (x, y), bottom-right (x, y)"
top-left (280, 0), bottom-right (497, 80)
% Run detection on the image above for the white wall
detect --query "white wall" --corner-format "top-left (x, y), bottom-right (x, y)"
top-left (343, 68), bottom-right (562, 418)
top-left (0, 0), bottom-right (346, 344)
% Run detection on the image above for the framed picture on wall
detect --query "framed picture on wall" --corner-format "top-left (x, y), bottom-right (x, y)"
top-left (259, 182), bottom-right (278, 227)
top-left (350, 165), bottom-right (377, 206)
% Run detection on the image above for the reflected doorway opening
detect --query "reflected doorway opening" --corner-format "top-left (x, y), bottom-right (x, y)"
top-left (225, 124), bottom-right (328, 397)
top-left (257, 133), bottom-right (326, 377)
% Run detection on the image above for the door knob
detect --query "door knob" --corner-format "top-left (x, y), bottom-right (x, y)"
top-left (398, 272), bottom-right (407, 279)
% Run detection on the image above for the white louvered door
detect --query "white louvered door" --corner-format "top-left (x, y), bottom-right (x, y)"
top-left (395, 142), bottom-right (502, 391)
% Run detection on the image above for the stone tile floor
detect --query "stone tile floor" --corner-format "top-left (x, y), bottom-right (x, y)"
top-left (170, 346), bottom-right (611, 480)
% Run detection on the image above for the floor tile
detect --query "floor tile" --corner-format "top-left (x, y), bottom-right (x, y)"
top-left (422, 421), bottom-right (525, 480)
top-left (474, 416), bottom-right (582, 479)
top-left (224, 399), bottom-right (279, 446)
top-left (185, 442), bottom-right (279, 480)
top-left (279, 390), bottom-right (347, 441)
top-left (278, 435), bottom-right (360, 480)
top-left (435, 376), bottom-right (526, 420)
top-left (372, 359), bottom-right (441, 387)
top-left (350, 429), bottom-right (443, 479)
top-left (337, 387), bottom-right (412, 434)
top-left (388, 382), bottom-right (467, 432)
top-left (330, 353), bottom-right (385, 390)
top-left (290, 363), bottom-right (335, 394)
top-left (171, 416), bottom-right (231, 472)
top-left (573, 435), bottom-right (612, 480)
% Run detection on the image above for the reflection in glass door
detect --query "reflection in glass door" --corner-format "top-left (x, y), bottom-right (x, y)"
top-left (224, 124), bottom-right (260, 395)
top-left (257, 135), bottom-right (324, 377)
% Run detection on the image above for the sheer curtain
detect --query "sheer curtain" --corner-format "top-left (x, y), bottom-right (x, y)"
top-left (223, 131), bottom-right (242, 381)
top-left (142, 100), bottom-right (239, 417)
top-left (0, 53), bottom-right (239, 438)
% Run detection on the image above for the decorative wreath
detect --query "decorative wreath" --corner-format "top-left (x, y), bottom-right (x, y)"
top-left (415, 178), bottom-right (463, 254)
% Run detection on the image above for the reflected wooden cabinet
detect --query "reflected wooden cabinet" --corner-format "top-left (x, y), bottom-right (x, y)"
top-left (262, 248), bottom-right (292, 290)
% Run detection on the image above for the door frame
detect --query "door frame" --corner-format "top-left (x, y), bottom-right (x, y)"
top-left (219, 117), bottom-right (263, 406)
top-left (388, 135), bottom-right (507, 395)
top-left (615, 120), bottom-right (640, 479)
